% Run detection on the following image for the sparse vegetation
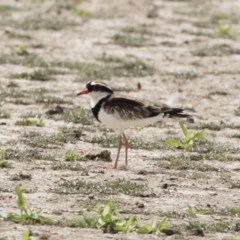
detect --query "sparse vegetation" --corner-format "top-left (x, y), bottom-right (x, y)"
top-left (193, 44), bottom-right (240, 57)
top-left (234, 108), bottom-right (240, 116)
top-left (22, 131), bottom-right (77, 148)
top-left (155, 155), bottom-right (218, 172)
top-left (165, 121), bottom-right (205, 149)
top-left (5, 148), bottom-right (55, 161)
top-left (21, 230), bottom-right (40, 240)
top-left (216, 24), bottom-right (234, 38)
top-left (1, 0), bottom-right (240, 238)
top-left (89, 135), bottom-right (164, 150)
top-left (0, 149), bottom-right (13, 168)
top-left (51, 161), bottom-right (84, 171)
top-left (55, 178), bottom-right (146, 196)
top-left (15, 117), bottom-right (45, 127)
top-left (72, 7), bottom-right (90, 18)
top-left (47, 108), bottom-right (94, 125)
top-left (167, 71), bottom-right (198, 80)
top-left (6, 17), bottom-right (76, 30)
top-left (6, 186), bottom-right (53, 224)
top-left (60, 150), bottom-right (81, 161)
top-left (112, 34), bottom-right (148, 47)
top-left (0, 5), bottom-right (21, 15)
top-left (0, 109), bottom-right (10, 118)
top-left (112, 26), bottom-right (154, 47)
top-left (195, 122), bottom-right (222, 131)
top-left (12, 69), bottom-right (53, 81)
top-left (209, 91), bottom-right (228, 96)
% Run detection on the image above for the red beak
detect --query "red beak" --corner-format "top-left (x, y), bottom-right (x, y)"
top-left (77, 88), bottom-right (89, 96)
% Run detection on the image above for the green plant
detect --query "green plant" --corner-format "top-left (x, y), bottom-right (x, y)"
top-left (193, 44), bottom-right (240, 57)
top-left (12, 69), bottom-right (51, 81)
top-left (0, 149), bottom-right (12, 168)
top-left (15, 117), bottom-right (45, 127)
top-left (165, 121), bottom-right (205, 149)
top-left (72, 7), bottom-right (90, 18)
top-left (216, 24), bottom-right (234, 38)
top-left (95, 200), bottom-right (137, 232)
top-left (235, 108), bottom-right (240, 116)
top-left (137, 217), bottom-right (169, 234)
top-left (55, 178), bottom-right (145, 196)
top-left (0, 109), bottom-right (10, 118)
top-left (16, 45), bottom-right (29, 56)
top-left (61, 150), bottom-right (81, 161)
top-left (22, 230), bottom-right (40, 240)
top-left (112, 33), bottom-right (148, 47)
top-left (187, 205), bottom-right (207, 217)
top-left (6, 186), bottom-right (52, 224)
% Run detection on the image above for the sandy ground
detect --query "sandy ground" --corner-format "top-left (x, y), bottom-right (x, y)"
top-left (1, 0), bottom-right (240, 239)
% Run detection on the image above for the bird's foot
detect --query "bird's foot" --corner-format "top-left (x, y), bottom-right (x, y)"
top-left (102, 165), bottom-right (117, 170)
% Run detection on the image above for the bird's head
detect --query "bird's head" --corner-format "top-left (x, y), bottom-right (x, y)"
top-left (77, 81), bottom-right (113, 107)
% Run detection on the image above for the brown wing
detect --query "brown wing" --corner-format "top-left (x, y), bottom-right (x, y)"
top-left (103, 97), bottom-right (162, 120)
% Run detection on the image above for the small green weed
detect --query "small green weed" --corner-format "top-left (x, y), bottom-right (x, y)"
top-left (0, 149), bottom-right (13, 168)
top-left (15, 117), bottom-right (45, 127)
top-left (15, 45), bottom-right (29, 56)
top-left (6, 186), bottom-right (52, 224)
top-left (0, 109), bottom-right (10, 118)
top-left (0, 5), bottom-right (21, 15)
top-left (59, 200), bottom-right (173, 235)
top-left (165, 121), bottom-right (205, 149)
top-left (60, 150), bottom-right (81, 161)
top-left (137, 217), bottom-right (170, 234)
top-left (234, 108), bottom-right (240, 116)
top-left (72, 7), bottom-right (90, 18)
top-left (22, 230), bottom-right (40, 240)
top-left (94, 200), bottom-right (172, 235)
top-left (188, 205), bottom-right (207, 217)
top-left (95, 200), bottom-right (137, 232)
top-left (216, 24), bottom-right (234, 38)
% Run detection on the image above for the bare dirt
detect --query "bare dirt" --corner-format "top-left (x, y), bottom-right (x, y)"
top-left (1, 0), bottom-right (240, 239)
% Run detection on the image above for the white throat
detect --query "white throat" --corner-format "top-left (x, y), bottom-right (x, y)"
top-left (89, 91), bottom-right (111, 108)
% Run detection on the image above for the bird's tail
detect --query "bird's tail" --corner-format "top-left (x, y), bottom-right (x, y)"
top-left (162, 107), bottom-right (191, 118)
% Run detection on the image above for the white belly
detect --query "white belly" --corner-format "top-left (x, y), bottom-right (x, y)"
top-left (98, 108), bottom-right (164, 129)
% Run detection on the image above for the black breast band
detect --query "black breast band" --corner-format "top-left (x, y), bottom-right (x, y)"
top-left (91, 95), bottom-right (111, 122)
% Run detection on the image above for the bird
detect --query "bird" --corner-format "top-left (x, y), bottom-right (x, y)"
top-left (77, 81), bottom-right (190, 169)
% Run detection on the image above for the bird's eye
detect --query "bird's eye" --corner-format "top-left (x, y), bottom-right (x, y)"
top-left (94, 85), bottom-right (100, 91)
